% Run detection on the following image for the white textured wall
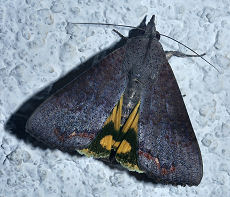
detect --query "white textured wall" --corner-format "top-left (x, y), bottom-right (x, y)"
top-left (0, 0), bottom-right (230, 196)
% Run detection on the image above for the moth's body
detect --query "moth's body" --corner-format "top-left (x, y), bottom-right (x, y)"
top-left (122, 37), bottom-right (167, 124)
top-left (26, 16), bottom-right (203, 186)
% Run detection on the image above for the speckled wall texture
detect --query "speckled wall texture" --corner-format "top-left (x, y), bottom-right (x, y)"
top-left (0, 0), bottom-right (230, 197)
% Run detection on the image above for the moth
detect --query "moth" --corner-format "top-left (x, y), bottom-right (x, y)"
top-left (26, 15), bottom-right (203, 186)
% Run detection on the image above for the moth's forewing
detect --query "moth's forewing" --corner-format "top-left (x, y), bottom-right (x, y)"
top-left (26, 47), bottom-right (128, 152)
top-left (137, 62), bottom-right (203, 186)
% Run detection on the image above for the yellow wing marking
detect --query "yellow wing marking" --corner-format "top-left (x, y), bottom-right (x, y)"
top-left (100, 135), bottom-right (113, 150)
top-left (116, 140), bottom-right (131, 154)
top-left (98, 95), bottom-right (123, 151)
top-left (116, 101), bottom-right (140, 154)
top-left (104, 95), bottom-right (123, 131)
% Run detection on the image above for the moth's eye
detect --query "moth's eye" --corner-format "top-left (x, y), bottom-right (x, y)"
top-left (156, 31), bottom-right (160, 40)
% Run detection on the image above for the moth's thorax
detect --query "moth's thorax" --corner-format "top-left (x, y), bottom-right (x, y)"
top-left (121, 36), bottom-right (167, 124)
top-left (124, 37), bottom-right (168, 83)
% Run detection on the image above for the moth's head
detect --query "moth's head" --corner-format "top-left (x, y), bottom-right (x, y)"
top-left (145, 15), bottom-right (160, 40)
top-left (128, 15), bottom-right (160, 40)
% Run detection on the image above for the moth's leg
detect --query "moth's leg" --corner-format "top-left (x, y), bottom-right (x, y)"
top-left (165, 51), bottom-right (205, 60)
top-left (112, 29), bottom-right (127, 40)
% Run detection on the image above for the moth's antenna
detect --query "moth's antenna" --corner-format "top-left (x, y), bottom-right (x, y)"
top-left (160, 34), bottom-right (220, 73)
top-left (71, 22), bottom-right (143, 31)
top-left (72, 22), bottom-right (219, 73)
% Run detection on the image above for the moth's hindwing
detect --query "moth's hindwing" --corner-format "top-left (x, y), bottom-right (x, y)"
top-left (78, 96), bottom-right (124, 158)
top-left (78, 95), bottom-right (143, 172)
top-left (115, 100), bottom-right (142, 172)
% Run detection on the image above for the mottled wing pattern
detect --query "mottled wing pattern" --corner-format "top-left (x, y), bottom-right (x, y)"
top-left (137, 62), bottom-right (203, 186)
top-left (26, 47), bottom-right (128, 152)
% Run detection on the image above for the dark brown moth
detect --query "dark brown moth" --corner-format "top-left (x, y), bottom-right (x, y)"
top-left (26, 15), bottom-right (203, 186)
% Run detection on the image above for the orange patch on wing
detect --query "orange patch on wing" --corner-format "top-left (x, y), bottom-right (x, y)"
top-left (139, 150), bottom-right (176, 175)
